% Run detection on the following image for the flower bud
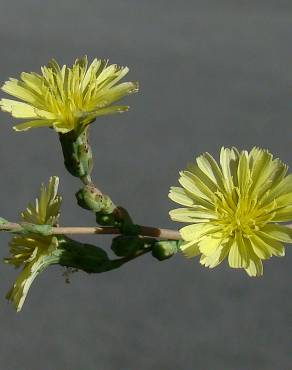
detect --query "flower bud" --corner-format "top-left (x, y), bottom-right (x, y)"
top-left (152, 240), bottom-right (179, 261)
top-left (76, 185), bottom-right (116, 214)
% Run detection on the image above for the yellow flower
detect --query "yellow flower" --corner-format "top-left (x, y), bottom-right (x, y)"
top-left (5, 177), bottom-right (62, 311)
top-left (169, 147), bottom-right (292, 277)
top-left (0, 56), bottom-right (138, 133)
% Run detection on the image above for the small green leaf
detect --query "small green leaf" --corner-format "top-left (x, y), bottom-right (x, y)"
top-left (0, 217), bottom-right (9, 225)
top-left (18, 223), bottom-right (53, 236)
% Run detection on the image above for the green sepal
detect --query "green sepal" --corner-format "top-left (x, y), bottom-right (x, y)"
top-left (95, 213), bottom-right (120, 226)
top-left (111, 235), bottom-right (155, 257)
top-left (17, 223), bottom-right (53, 236)
top-left (59, 128), bottom-right (93, 178)
top-left (95, 206), bottom-right (134, 228)
top-left (152, 240), bottom-right (180, 261)
top-left (0, 217), bottom-right (9, 225)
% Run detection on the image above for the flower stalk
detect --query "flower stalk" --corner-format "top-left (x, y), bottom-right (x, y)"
top-left (0, 221), bottom-right (181, 240)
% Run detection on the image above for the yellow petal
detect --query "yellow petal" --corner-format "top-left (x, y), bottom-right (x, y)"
top-left (254, 232), bottom-right (285, 257)
top-left (179, 171), bottom-right (215, 202)
top-left (200, 243), bottom-right (229, 268)
top-left (219, 147), bottom-right (239, 191)
top-left (169, 207), bottom-right (217, 223)
top-left (0, 99), bottom-right (39, 118)
top-left (180, 240), bottom-right (200, 258)
top-left (260, 224), bottom-right (292, 243)
top-left (180, 223), bottom-right (221, 242)
top-left (21, 176), bottom-right (61, 225)
top-left (198, 236), bottom-right (222, 256)
top-left (85, 105), bottom-right (130, 120)
top-left (187, 162), bottom-right (218, 192)
top-left (262, 174), bottom-right (292, 205)
top-left (94, 81), bottom-right (139, 106)
top-left (13, 119), bottom-right (53, 131)
top-left (249, 234), bottom-right (273, 260)
top-left (2, 79), bottom-right (39, 104)
top-left (228, 233), bottom-right (248, 268)
top-left (244, 247), bottom-right (263, 277)
top-left (272, 205), bottom-right (292, 222)
top-left (20, 72), bottom-right (44, 95)
top-left (196, 152), bottom-right (224, 190)
top-left (168, 187), bottom-right (195, 207)
top-left (237, 151), bottom-right (251, 195)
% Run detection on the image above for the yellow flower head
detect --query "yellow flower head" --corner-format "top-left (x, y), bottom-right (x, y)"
top-left (5, 177), bottom-right (62, 311)
top-left (0, 56), bottom-right (138, 133)
top-left (169, 147), bottom-right (292, 277)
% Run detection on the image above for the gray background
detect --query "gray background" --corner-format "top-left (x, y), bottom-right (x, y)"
top-left (0, 0), bottom-right (291, 369)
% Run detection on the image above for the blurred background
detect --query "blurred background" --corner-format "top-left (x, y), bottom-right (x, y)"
top-left (0, 1), bottom-right (291, 369)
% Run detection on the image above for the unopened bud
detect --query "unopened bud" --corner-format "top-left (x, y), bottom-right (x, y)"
top-left (152, 240), bottom-right (179, 261)
top-left (76, 185), bottom-right (115, 214)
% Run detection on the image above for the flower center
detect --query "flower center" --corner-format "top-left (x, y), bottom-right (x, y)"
top-left (214, 189), bottom-right (266, 238)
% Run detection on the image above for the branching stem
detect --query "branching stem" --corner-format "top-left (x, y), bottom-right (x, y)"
top-left (0, 223), bottom-right (181, 240)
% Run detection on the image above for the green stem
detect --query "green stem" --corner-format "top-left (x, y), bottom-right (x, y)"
top-left (59, 128), bottom-right (93, 179)
top-left (0, 222), bottom-right (182, 240)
